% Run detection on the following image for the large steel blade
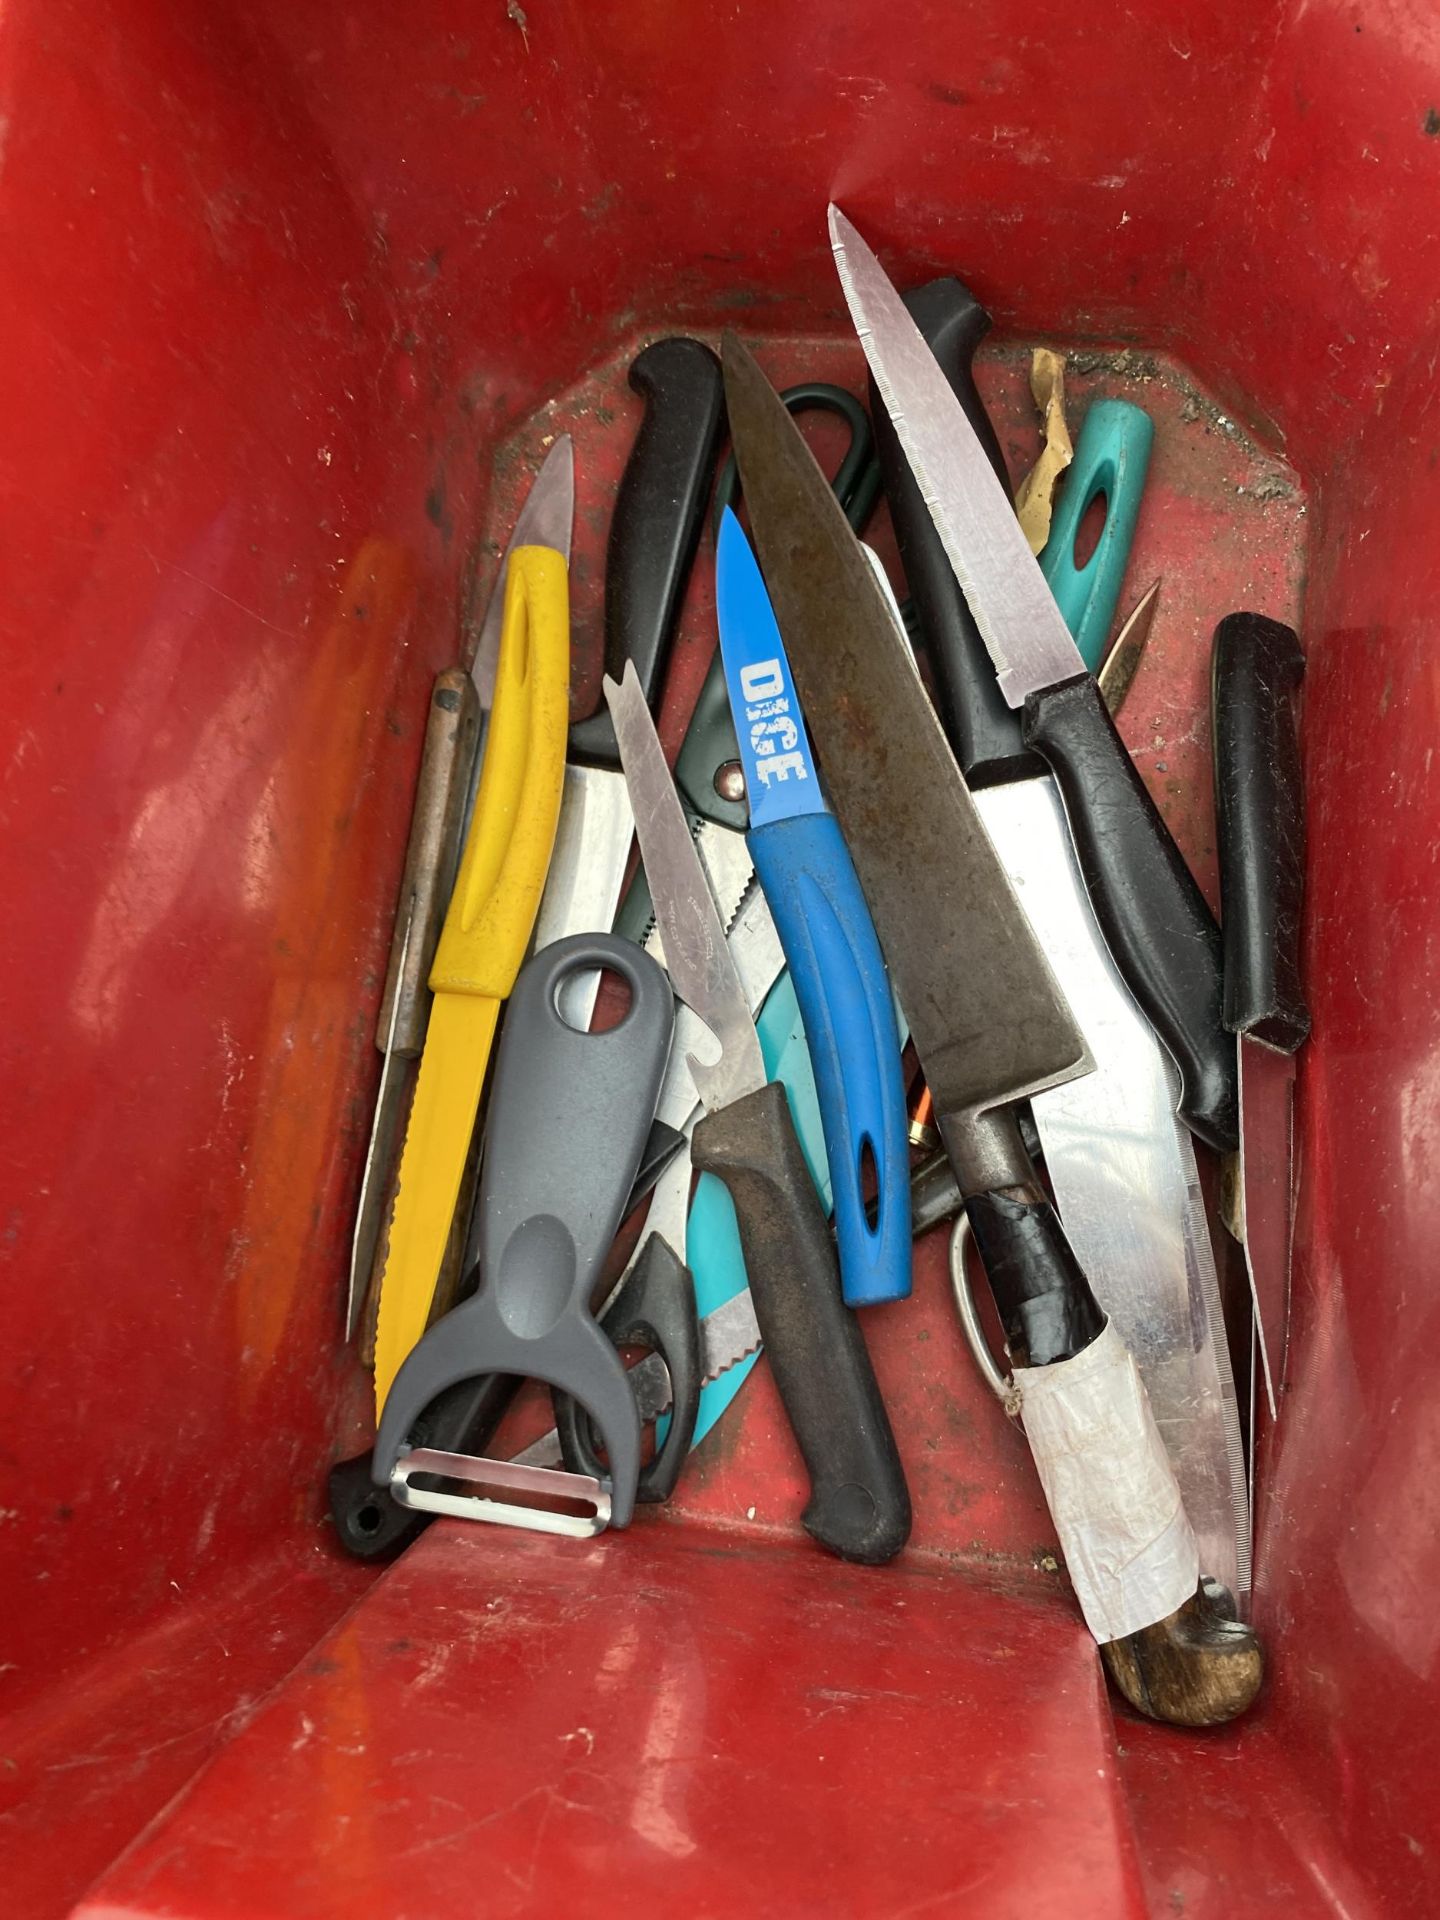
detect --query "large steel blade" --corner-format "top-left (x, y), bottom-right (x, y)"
top-left (722, 334), bottom-right (1090, 1120)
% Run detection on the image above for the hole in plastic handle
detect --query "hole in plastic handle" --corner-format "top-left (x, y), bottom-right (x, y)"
top-left (857, 1135), bottom-right (880, 1243)
top-left (1072, 488), bottom-right (1109, 572)
top-left (553, 962), bottom-right (634, 1033)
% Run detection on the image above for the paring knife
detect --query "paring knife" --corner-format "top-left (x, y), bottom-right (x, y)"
top-left (871, 278), bottom-right (1249, 1600)
top-left (832, 207), bottom-right (1238, 1154)
top-left (725, 331), bottom-right (1262, 1726)
top-left (534, 340), bottom-right (725, 1027)
top-left (372, 537), bottom-right (570, 1413)
top-left (606, 661), bottom-right (911, 1566)
top-left (1213, 612), bottom-right (1309, 1420)
top-left (715, 509), bottom-right (909, 1307)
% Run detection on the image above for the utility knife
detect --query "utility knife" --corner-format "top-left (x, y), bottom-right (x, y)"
top-left (715, 508), bottom-right (909, 1306)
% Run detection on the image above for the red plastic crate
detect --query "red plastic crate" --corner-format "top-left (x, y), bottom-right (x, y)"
top-left (2, 3), bottom-right (1437, 1914)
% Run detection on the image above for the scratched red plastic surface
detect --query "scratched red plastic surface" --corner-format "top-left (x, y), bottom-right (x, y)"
top-left (2, 0), bottom-right (1439, 1914)
top-left (75, 1528), bottom-right (1148, 1920)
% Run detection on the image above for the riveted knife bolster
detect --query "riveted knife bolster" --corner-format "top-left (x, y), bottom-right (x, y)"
top-left (1021, 670), bottom-right (1239, 1154)
top-left (939, 1107), bottom-right (1105, 1367)
top-left (691, 1079), bottom-right (911, 1566)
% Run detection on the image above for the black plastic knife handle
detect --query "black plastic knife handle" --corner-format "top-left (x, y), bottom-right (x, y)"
top-left (872, 279), bottom-right (1043, 787)
top-left (1212, 612), bottom-right (1310, 1052)
top-left (569, 338), bottom-right (725, 770)
top-left (691, 1079), bottom-right (911, 1565)
top-left (939, 1106), bottom-right (1106, 1366)
top-left (1023, 673), bottom-right (1239, 1154)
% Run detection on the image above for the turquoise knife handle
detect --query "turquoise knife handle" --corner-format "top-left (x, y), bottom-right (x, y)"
top-left (748, 812), bottom-right (910, 1307)
top-left (1039, 399), bottom-right (1154, 671)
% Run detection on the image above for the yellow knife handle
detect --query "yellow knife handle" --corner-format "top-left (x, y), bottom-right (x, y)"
top-left (430, 544), bottom-right (570, 995)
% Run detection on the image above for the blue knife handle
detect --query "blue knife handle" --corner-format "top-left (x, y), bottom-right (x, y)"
top-left (748, 810), bottom-right (910, 1307)
top-left (1039, 399), bottom-right (1154, 672)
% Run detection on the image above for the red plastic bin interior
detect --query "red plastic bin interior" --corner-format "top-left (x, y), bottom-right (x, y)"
top-left (2, 1), bottom-right (1438, 1915)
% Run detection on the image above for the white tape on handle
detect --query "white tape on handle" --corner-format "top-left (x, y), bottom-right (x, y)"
top-left (1012, 1320), bottom-right (1200, 1644)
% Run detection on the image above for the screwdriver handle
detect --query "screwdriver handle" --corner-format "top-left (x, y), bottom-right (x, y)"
top-left (692, 1080), bottom-right (911, 1565)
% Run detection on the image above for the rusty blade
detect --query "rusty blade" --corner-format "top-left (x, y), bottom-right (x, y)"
top-left (1098, 579), bottom-right (1162, 717)
top-left (722, 333), bottom-right (1091, 1121)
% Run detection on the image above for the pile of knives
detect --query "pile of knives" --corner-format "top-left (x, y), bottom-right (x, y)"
top-left (331, 209), bottom-right (1309, 1732)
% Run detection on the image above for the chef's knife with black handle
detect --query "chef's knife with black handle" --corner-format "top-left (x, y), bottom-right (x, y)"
top-left (568, 337), bottom-right (725, 768)
top-left (607, 662), bottom-right (911, 1567)
top-left (725, 330), bottom-right (1261, 1725)
top-left (832, 209), bottom-right (1237, 1154)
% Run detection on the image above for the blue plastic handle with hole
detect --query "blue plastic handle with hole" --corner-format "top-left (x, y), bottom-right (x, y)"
top-left (1039, 398), bottom-right (1154, 671)
top-left (714, 508), bottom-right (909, 1307)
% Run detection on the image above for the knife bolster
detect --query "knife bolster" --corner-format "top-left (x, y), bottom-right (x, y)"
top-left (938, 1108), bottom-right (1105, 1366)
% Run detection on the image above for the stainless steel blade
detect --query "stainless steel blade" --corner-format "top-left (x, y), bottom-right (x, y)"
top-left (643, 820), bottom-right (756, 967)
top-left (605, 663), bottom-right (765, 1112)
top-left (723, 332), bottom-right (1091, 1120)
top-left (828, 207), bottom-right (1083, 709)
top-left (1238, 1036), bottom-right (1297, 1422)
top-left (531, 763), bottom-right (636, 1029)
top-left (348, 899), bottom-right (415, 1337)
top-left (468, 435), bottom-right (575, 710)
top-left (979, 776), bottom-right (1251, 1599)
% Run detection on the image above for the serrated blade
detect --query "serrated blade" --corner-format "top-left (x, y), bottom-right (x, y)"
top-left (605, 664), bottom-right (765, 1112)
top-left (828, 207), bottom-right (1084, 709)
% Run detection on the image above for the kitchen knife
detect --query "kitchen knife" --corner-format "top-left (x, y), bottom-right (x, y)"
top-left (606, 661), bottom-right (911, 1566)
top-left (349, 670), bottom-right (481, 1340)
top-left (534, 340), bottom-right (725, 1026)
top-left (372, 540), bottom-right (570, 1413)
top-left (715, 508), bottom-right (909, 1307)
top-left (618, 382), bottom-right (881, 955)
top-left (725, 331), bottom-right (1262, 1724)
top-left (832, 206), bottom-right (1237, 1154)
top-left (870, 276), bottom-right (1249, 1598)
top-left (1213, 612), bottom-right (1309, 1420)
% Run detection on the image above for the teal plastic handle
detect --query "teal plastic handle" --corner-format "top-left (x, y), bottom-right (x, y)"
top-left (1039, 398), bottom-right (1154, 671)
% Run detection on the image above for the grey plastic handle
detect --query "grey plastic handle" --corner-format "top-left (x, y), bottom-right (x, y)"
top-left (372, 934), bottom-right (675, 1528)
